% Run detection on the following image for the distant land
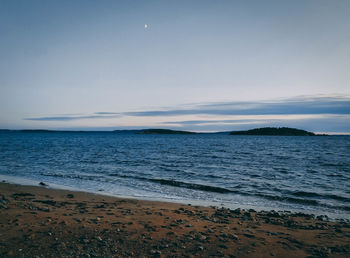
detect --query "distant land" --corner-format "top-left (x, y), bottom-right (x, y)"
top-left (136, 129), bottom-right (196, 135)
top-left (0, 128), bottom-right (197, 134)
top-left (0, 127), bottom-right (330, 136)
top-left (229, 127), bottom-right (317, 136)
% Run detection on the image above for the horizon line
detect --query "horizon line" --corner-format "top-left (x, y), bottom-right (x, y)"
top-left (1, 127), bottom-right (350, 135)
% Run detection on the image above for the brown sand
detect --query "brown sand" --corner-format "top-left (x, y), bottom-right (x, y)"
top-left (0, 182), bottom-right (349, 257)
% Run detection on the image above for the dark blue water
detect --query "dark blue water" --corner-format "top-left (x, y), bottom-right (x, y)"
top-left (0, 131), bottom-right (349, 218)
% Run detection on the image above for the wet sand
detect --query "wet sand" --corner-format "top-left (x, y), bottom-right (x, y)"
top-left (0, 182), bottom-right (349, 257)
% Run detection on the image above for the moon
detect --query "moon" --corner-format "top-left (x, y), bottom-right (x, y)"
top-left (144, 24), bottom-right (148, 29)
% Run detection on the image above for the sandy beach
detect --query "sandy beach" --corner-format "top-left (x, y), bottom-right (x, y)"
top-left (0, 182), bottom-right (349, 258)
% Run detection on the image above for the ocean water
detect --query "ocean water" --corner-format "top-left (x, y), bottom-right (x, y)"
top-left (0, 131), bottom-right (349, 218)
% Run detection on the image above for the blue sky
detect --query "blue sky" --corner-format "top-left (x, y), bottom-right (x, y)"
top-left (1, 0), bottom-right (350, 132)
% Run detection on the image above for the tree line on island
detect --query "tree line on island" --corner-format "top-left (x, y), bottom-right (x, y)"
top-left (0, 127), bottom-right (327, 136)
top-left (119, 127), bottom-right (318, 136)
top-left (229, 127), bottom-right (316, 136)
top-left (119, 127), bottom-right (321, 135)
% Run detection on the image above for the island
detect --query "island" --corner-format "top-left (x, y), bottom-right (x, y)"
top-left (137, 129), bottom-right (196, 134)
top-left (229, 127), bottom-right (316, 136)
top-left (1, 128), bottom-right (328, 136)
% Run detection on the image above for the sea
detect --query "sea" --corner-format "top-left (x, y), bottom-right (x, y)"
top-left (0, 131), bottom-right (349, 219)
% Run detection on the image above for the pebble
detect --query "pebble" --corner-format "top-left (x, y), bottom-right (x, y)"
top-left (39, 207), bottom-right (50, 212)
top-left (231, 234), bottom-right (239, 240)
top-left (150, 250), bottom-right (162, 255)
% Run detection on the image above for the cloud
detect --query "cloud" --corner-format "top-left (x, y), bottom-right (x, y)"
top-left (124, 96), bottom-right (350, 117)
top-left (162, 119), bottom-right (263, 125)
top-left (22, 95), bottom-right (350, 132)
top-left (24, 113), bottom-right (119, 121)
top-left (24, 95), bottom-right (350, 121)
top-left (94, 112), bottom-right (120, 115)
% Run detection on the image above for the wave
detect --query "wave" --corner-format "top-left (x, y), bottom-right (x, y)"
top-left (145, 178), bottom-right (350, 211)
top-left (43, 172), bottom-right (106, 181)
top-left (107, 172), bottom-right (350, 208)
top-left (255, 193), bottom-right (320, 206)
top-left (148, 178), bottom-right (238, 194)
top-left (44, 171), bottom-right (350, 212)
top-left (253, 192), bottom-right (350, 211)
top-left (291, 191), bottom-right (350, 203)
top-left (108, 173), bottom-right (237, 193)
top-left (143, 176), bottom-right (350, 211)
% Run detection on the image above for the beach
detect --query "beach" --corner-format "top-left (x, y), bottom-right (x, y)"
top-left (2, 1), bottom-right (350, 257)
top-left (0, 182), bottom-right (349, 257)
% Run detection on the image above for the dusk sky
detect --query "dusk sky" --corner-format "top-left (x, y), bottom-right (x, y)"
top-left (1, 0), bottom-right (349, 133)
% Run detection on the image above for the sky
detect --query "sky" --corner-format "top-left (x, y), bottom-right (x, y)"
top-left (1, 0), bottom-right (349, 133)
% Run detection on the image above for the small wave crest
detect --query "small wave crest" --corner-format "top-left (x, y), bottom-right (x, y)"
top-left (149, 178), bottom-right (238, 194)
top-left (108, 173), bottom-right (236, 194)
top-left (291, 191), bottom-right (350, 203)
top-left (255, 193), bottom-right (320, 206)
top-left (254, 193), bottom-right (350, 211)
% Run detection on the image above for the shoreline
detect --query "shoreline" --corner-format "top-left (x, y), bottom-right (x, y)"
top-left (1, 182), bottom-right (349, 257)
top-left (1, 175), bottom-right (348, 221)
